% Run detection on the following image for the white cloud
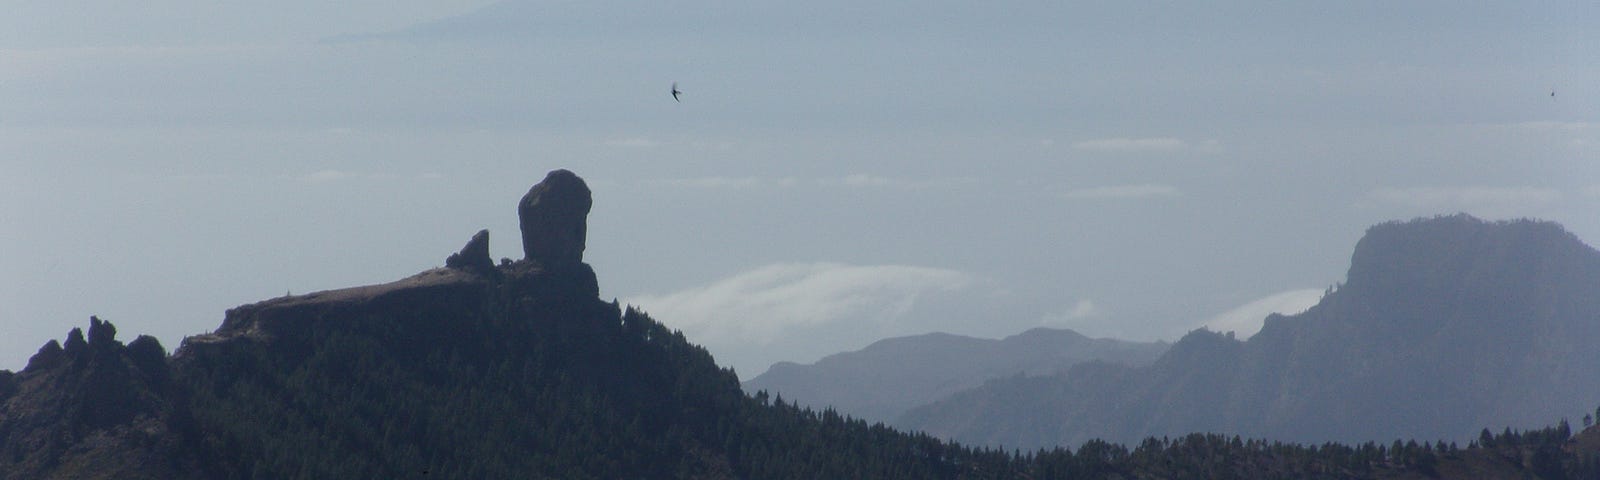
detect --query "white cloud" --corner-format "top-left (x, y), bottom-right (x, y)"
top-left (629, 263), bottom-right (973, 347)
top-left (1040, 299), bottom-right (1100, 327)
top-left (1073, 137), bottom-right (1189, 153)
top-left (1061, 184), bottom-right (1181, 200)
top-left (1202, 289), bottom-right (1324, 339)
top-left (1367, 186), bottom-right (1561, 210)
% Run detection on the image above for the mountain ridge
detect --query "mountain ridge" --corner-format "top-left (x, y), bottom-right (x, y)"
top-left (4, 176), bottom-right (1597, 478)
top-left (0, 169), bottom-right (1032, 478)
top-left (899, 214), bottom-right (1600, 449)
top-left (746, 327), bottom-right (1167, 423)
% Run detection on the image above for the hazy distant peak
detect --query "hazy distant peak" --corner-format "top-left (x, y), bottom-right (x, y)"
top-left (856, 331), bottom-right (986, 351)
top-left (901, 215), bottom-right (1600, 448)
top-left (1344, 213), bottom-right (1594, 300)
top-left (744, 326), bottom-right (1167, 423)
top-left (1156, 328), bottom-right (1242, 361)
top-left (1002, 327), bottom-right (1093, 344)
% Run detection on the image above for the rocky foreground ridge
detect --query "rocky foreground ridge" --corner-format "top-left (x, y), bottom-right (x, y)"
top-left (0, 169), bottom-right (663, 479)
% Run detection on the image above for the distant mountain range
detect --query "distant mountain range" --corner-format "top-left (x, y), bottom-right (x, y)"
top-left (898, 214), bottom-right (1600, 450)
top-left (2, 170), bottom-right (1596, 478)
top-left (745, 328), bottom-right (1167, 423)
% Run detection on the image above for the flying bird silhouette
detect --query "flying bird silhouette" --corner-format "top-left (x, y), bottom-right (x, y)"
top-left (671, 82), bottom-right (682, 102)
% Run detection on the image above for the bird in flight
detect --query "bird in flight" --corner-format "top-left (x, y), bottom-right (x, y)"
top-left (671, 82), bottom-right (683, 102)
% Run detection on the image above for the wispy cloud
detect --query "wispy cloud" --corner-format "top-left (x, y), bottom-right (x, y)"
top-left (1366, 186), bottom-right (1561, 210)
top-left (1489, 121), bottom-right (1600, 132)
top-left (1201, 289), bottom-right (1324, 339)
top-left (640, 175), bottom-right (973, 191)
top-left (295, 170), bottom-right (443, 184)
top-left (630, 263), bottom-right (973, 347)
top-left (639, 177), bottom-right (795, 189)
top-left (1480, 122), bottom-right (1600, 150)
top-left (299, 170), bottom-right (357, 183)
top-left (1061, 184), bottom-right (1181, 200)
top-left (689, 140), bottom-right (736, 151)
top-left (1073, 137), bottom-right (1190, 153)
top-left (1040, 299), bottom-right (1100, 327)
top-left (819, 174), bottom-right (977, 190)
top-left (604, 137), bottom-right (662, 148)
top-left (602, 137), bottom-right (737, 150)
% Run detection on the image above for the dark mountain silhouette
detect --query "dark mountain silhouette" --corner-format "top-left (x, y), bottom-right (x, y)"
top-left (745, 328), bottom-right (1166, 423)
top-left (899, 214), bottom-right (1600, 450)
top-left (2, 174), bottom-right (1596, 478)
top-left (0, 317), bottom-right (200, 479)
top-left (0, 170), bottom-right (1015, 478)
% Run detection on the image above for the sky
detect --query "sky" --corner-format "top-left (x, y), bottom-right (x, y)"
top-left (3, 1), bottom-right (1597, 378)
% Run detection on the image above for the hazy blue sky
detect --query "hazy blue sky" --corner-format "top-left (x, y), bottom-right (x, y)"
top-left (4, 1), bottom-right (1597, 377)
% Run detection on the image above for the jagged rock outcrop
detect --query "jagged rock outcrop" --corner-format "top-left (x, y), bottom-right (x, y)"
top-left (24, 340), bottom-right (64, 372)
top-left (63, 327), bottom-right (87, 356)
top-left (88, 315), bottom-right (116, 348)
top-left (518, 169), bottom-right (592, 265)
top-left (445, 229), bottom-right (495, 274)
top-left (0, 317), bottom-right (198, 480)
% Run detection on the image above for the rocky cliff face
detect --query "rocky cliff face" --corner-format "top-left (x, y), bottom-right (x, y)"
top-left (899, 215), bottom-right (1600, 449)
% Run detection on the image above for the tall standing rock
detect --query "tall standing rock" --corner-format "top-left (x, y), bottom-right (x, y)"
top-left (518, 169), bottom-right (592, 265)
